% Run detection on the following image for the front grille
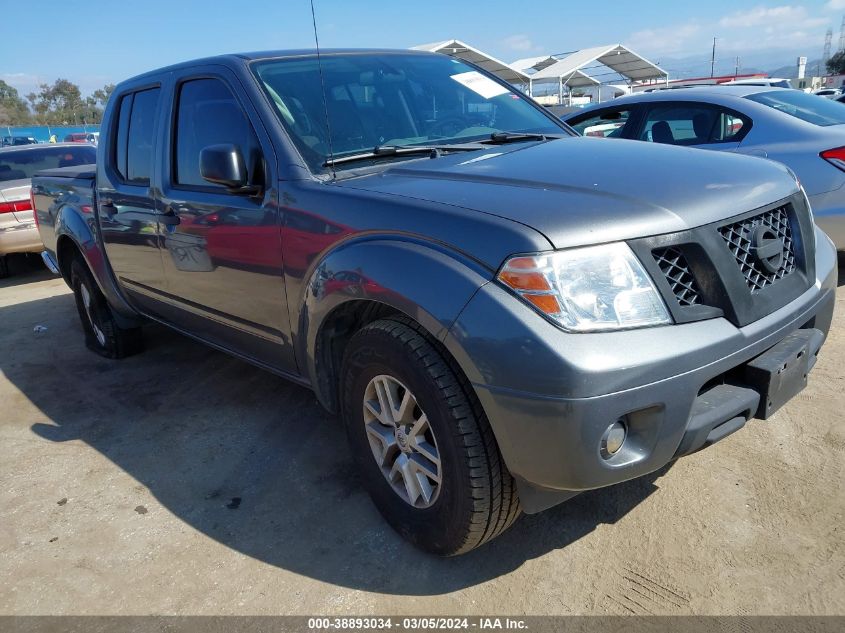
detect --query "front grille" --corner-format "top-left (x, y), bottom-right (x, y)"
top-left (719, 205), bottom-right (796, 293)
top-left (653, 247), bottom-right (701, 306)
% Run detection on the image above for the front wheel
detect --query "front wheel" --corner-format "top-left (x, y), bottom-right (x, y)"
top-left (70, 257), bottom-right (144, 359)
top-left (341, 318), bottom-right (520, 555)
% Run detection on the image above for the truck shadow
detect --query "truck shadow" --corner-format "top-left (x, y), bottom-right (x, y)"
top-left (6, 291), bottom-right (667, 596)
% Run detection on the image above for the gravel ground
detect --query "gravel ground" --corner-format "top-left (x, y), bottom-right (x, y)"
top-left (0, 253), bottom-right (843, 616)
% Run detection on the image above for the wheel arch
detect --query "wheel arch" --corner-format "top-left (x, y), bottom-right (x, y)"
top-left (53, 222), bottom-right (141, 328)
top-left (300, 237), bottom-right (490, 413)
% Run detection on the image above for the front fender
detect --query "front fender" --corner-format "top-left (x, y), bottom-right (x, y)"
top-left (300, 237), bottom-right (490, 409)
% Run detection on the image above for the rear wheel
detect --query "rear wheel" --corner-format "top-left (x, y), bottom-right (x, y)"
top-left (0, 255), bottom-right (9, 279)
top-left (341, 317), bottom-right (520, 555)
top-left (70, 257), bottom-right (143, 359)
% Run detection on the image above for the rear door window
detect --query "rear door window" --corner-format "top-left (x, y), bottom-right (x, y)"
top-left (568, 108), bottom-right (633, 138)
top-left (112, 87), bottom-right (161, 184)
top-left (639, 103), bottom-right (750, 145)
top-left (126, 89), bottom-right (160, 184)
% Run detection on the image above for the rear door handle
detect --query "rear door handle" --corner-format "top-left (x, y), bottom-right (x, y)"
top-left (100, 198), bottom-right (117, 217)
top-left (159, 206), bottom-right (182, 226)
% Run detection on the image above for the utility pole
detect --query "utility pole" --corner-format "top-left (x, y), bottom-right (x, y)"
top-left (710, 37), bottom-right (717, 78)
top-left (734, 56), bottom-right (741, 77)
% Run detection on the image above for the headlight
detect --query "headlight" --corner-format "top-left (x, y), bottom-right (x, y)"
top-left (497, 242), bottom-right (671, 332)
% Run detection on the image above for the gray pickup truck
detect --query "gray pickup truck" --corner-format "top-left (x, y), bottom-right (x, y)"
top-left (32, 49), bottom-right (838, 556)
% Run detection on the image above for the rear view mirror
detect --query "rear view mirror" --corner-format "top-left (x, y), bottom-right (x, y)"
top-left (200, 144), bottom-right (249, 190)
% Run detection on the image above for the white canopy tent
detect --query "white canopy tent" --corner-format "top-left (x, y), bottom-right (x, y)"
top-left (411, 39), bottom-right (530, 88)
top-left (527, 44), bottom-right (668, 103)
top-left (510, 55), bottom-right (559, 75)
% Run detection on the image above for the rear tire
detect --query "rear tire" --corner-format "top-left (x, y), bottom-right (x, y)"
top-left (0, 255), bottom-right (9, 279)
top-left (70, 257), bottom-right (143, 359)
top-left (341, 317), bottom-right (520, 556)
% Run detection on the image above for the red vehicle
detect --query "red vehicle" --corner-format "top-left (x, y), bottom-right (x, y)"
top-left (63, 133), bottom-right (98, 144)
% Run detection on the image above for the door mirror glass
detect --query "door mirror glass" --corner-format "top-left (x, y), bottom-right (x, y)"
top-left (200, 144), bottom-right (247, 189)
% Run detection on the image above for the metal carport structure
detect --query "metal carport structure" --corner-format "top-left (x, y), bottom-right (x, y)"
top-left (411, 39), bottom-right (530, 89)
top-left (510, 55), bottom-right (601, 97)
top-left (527, 44), bottom-right (668, 103)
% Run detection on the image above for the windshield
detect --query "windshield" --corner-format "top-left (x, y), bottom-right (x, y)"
top-left (746, 89), bottom-right (845, 126)
top-left (252, 52), bottom-right (566, 172)
top-left (0, 145), bottom-right (96, 182)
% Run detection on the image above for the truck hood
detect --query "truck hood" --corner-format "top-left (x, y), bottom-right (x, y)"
top-left (337, 136), bottom-right (799, 249)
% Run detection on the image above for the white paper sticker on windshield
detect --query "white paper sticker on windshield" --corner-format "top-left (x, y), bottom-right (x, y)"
top-left (450, 71), bottom-right (509, 99)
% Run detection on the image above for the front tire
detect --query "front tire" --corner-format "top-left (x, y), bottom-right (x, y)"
top-left (70, 257), bottom-right (143, 359)
top-left (341, 317), bottom-right (520, 556)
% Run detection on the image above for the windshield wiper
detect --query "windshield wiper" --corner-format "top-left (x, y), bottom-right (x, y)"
top-left (323, 144), bottom-right (481, 167)
top-left (484, 131), bottom-right (563, 144)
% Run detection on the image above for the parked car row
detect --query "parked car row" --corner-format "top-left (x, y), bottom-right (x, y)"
top-left (1, 135), bottom-right (38, 147)
top-left (1, 132), bottom-right (100, 147)
top-left (563, 86), bottom-right (845, 250)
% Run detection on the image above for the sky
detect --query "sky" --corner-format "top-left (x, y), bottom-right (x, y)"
top-left (2, 0), bottom-right (845, 97)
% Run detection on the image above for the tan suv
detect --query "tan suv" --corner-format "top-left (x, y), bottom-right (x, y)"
top-left (0, 143), bottom-right (96, 277)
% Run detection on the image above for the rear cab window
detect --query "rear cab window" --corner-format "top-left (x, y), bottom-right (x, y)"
top-left (745, 89), bottom-right (845, 126)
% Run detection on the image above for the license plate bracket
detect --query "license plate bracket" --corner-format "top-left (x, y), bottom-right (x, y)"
top-left (744, 330), bottom-right (815, 419)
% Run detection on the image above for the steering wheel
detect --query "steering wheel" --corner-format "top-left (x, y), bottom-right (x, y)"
top-left (426, 116), bottom-right (472, 138)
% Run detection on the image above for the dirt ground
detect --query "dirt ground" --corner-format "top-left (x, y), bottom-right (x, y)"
top-left (0, 253), bottom-right (843, 616)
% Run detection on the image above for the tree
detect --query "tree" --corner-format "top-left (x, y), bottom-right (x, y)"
top-left (0, 79), bottom-right (31, 125)
top-left (826, 50), bottom-right (845, 75)
top-left (26, 78), bottom-right (88, 125)
top-left (92, 83), bottom-right (115, 108)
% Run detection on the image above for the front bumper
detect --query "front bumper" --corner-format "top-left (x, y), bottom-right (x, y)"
top-left (444, 229), bottom-right (838, 513)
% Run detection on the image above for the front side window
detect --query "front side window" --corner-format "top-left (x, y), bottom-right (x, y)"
top-left (568, 109), bottom-right (632, 138)
top-left (252, 53), bottom-right (566, 172)
top-left (639, 104), bottom-right (749, 145)
top-left (746, 89), bottom-right (845, 126)
top-left (174, 78), bottom-right (261, 189)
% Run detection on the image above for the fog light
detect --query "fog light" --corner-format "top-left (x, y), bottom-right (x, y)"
top-left (601, 419), bottom-right (627, 458)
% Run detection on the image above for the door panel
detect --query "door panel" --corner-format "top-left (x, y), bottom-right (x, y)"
top-left (157, 70), bottom-right (295, 372)
top-left (98, 87), bottom-right (166, 308)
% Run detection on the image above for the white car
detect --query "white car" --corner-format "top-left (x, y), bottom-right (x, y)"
top-left (813, 88), bottom-right (842, 99)
top-left (722, 77), bottom-right (793, 89)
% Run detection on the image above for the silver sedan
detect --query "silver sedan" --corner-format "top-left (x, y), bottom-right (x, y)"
top-left (0, 143), bottom-right (96, 277)
top-left (563, 86), bottom-right (845, 249)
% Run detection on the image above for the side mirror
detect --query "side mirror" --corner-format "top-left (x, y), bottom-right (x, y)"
top-left (200, 144), bottom-right (254, 192)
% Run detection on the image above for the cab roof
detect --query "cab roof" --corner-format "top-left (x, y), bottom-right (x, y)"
top-left (121, 49), bottom-right (436, 85)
